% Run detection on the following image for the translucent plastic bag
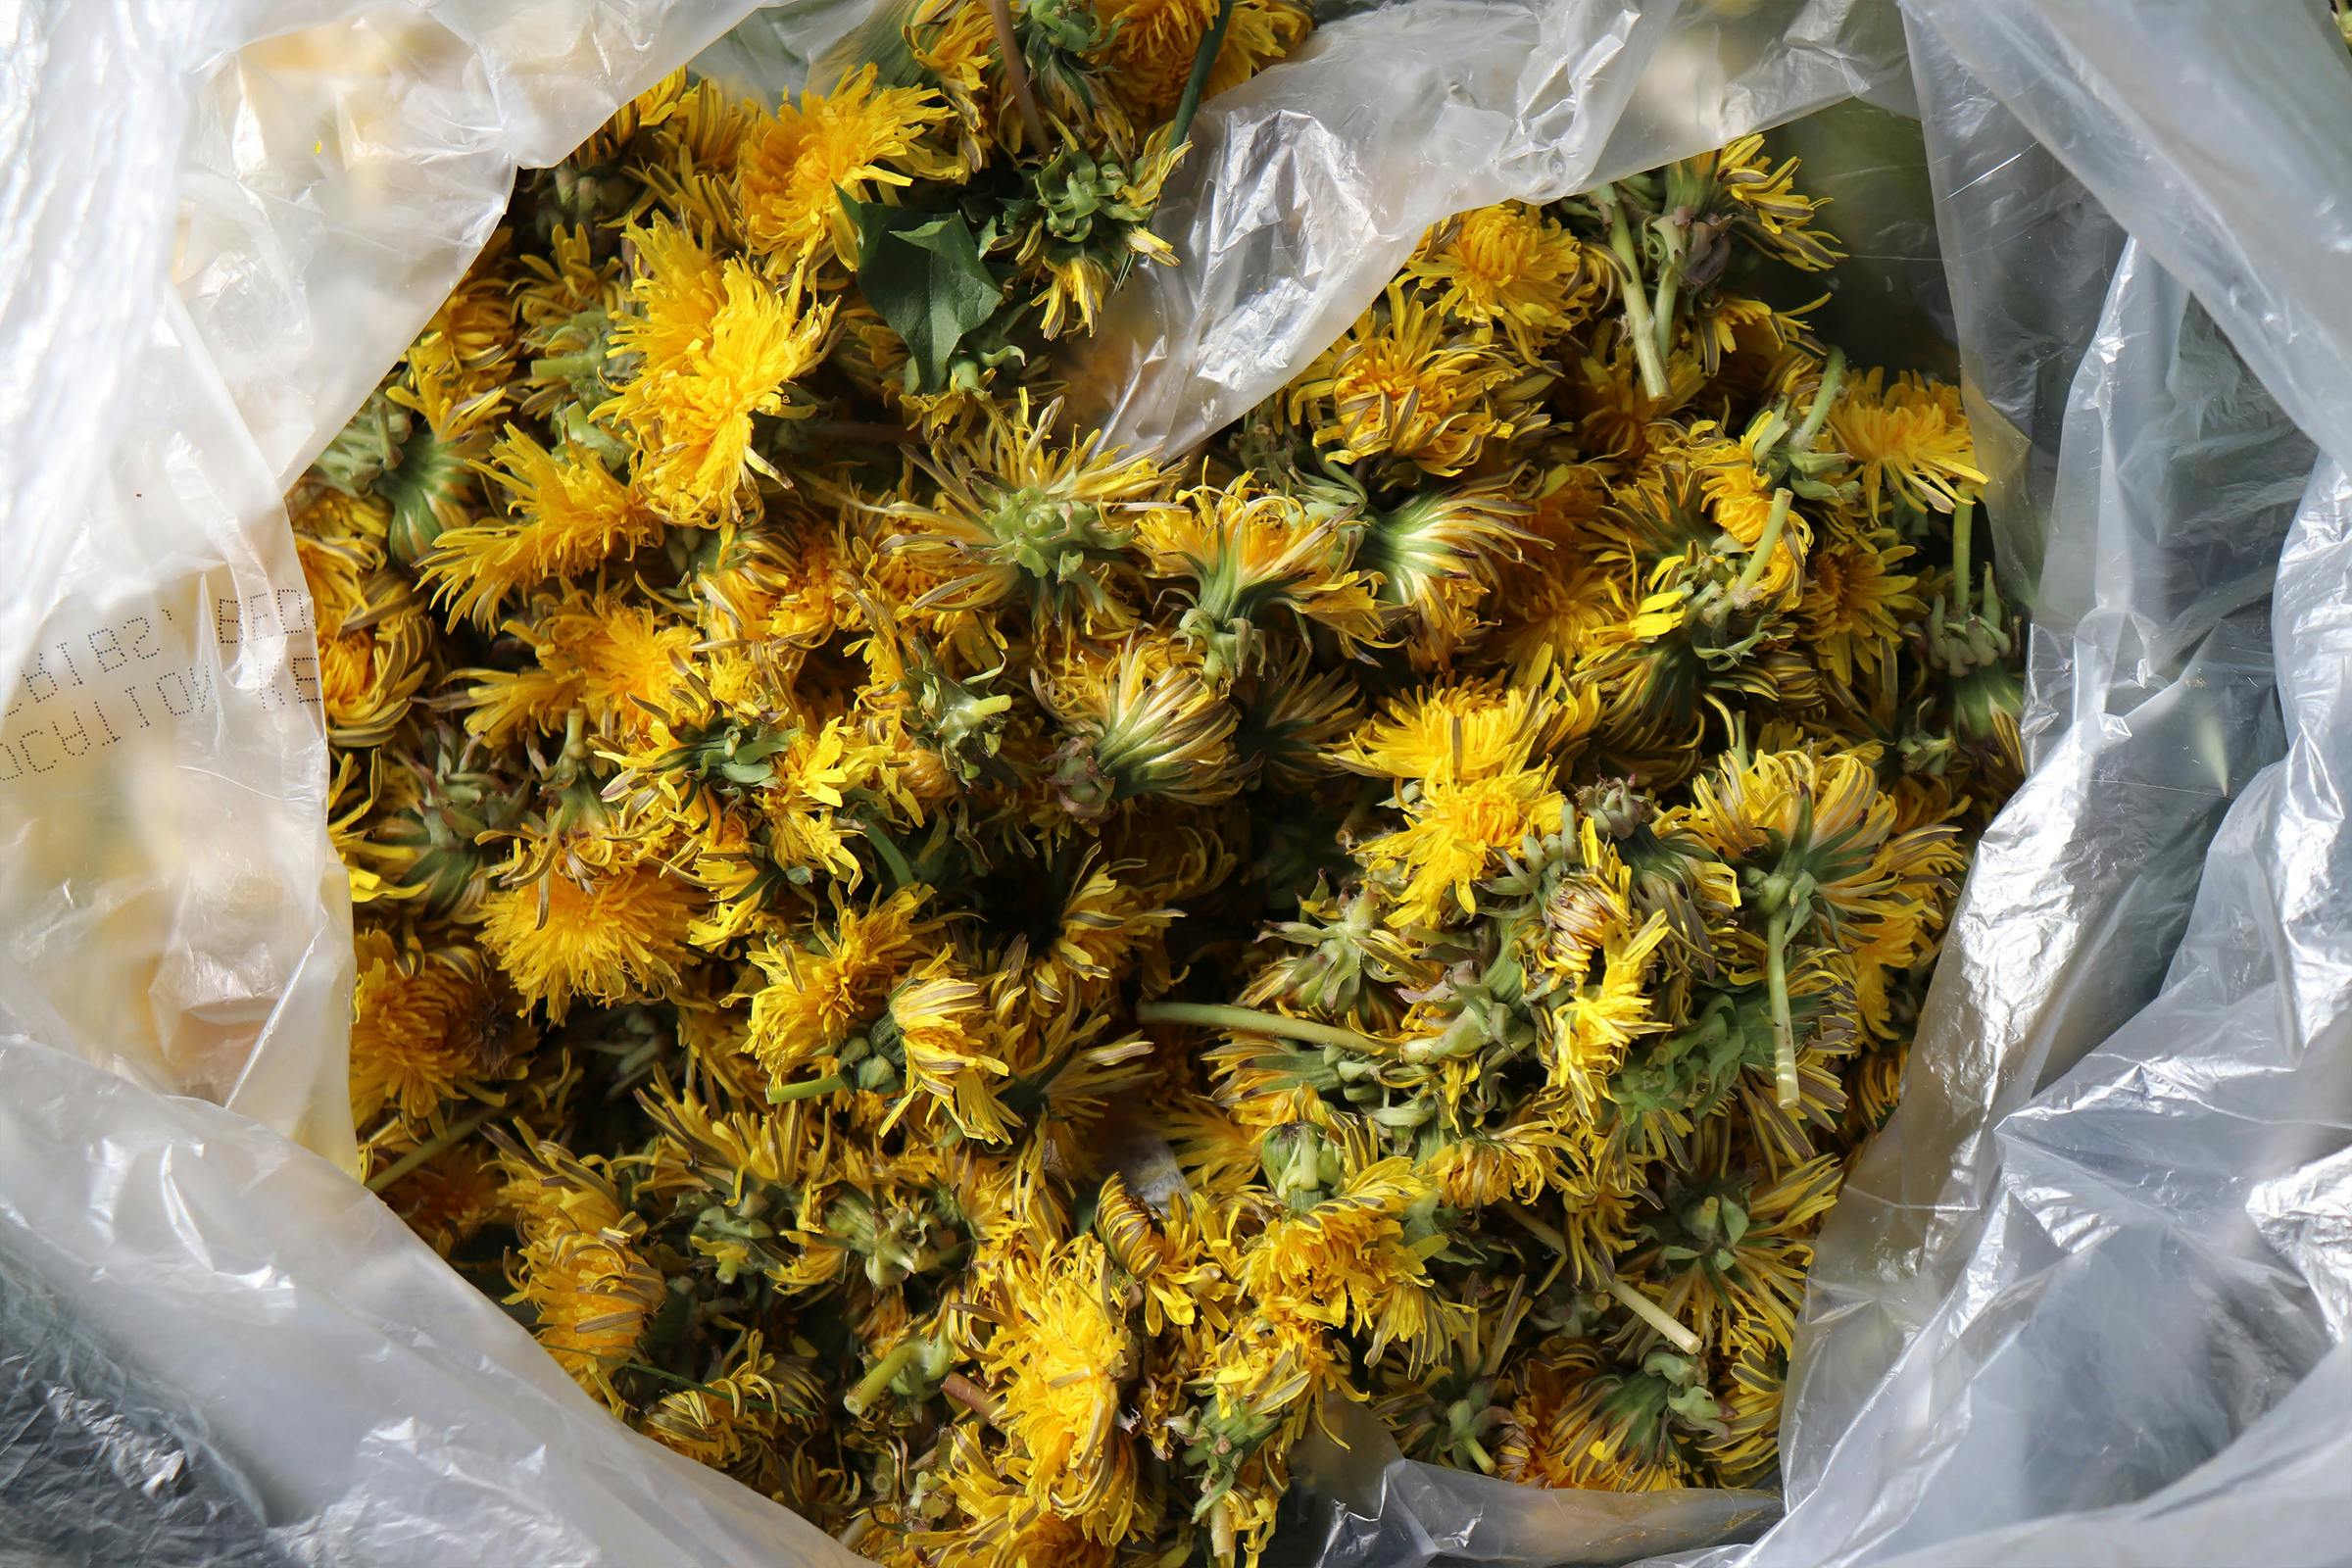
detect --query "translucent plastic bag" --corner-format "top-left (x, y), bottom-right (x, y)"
top-left (8, 1), bottom-right (2352, 1564)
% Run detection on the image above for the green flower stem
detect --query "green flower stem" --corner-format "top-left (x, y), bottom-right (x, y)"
top-left (844, 1339), bottom-right (922, 1416)
top-left (1599, 186), bottom-right (1670, 401)
top-left (1461, 1432), bottom-right (1498, 1475)
top-left (531, 351), bottom-right (603, 384)
top-left (1735, 488), bottom-right (1796, 595)
top-left (365, 1102), bottom-right (499, 1194)
top-left (1169, 0), bottom-right (1240, 148)
top-left (769, 1072), bottom-right (849, 1103)
top-left (1950, 495), bottom-right (1975, 620)
top-left (1765, 906), bottom-right (1800, 1111)
top-left (982, 0), bottom-right (1049, 150)
top-left (1136, 1000), bottom-right (1385, 1054)
top-left (1648, 217), bottom-right (1687, 369)
top-left (1790, 344), bottom-right (1846, 456)
top-left (1605, 1276), bottom-right (1703, 1355)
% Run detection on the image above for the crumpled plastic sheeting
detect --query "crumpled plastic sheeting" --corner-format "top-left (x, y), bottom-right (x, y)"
top-left (0, 1037), bottom-right (859, 1568)
top-left (1894, 16), bottom-right (2120, 618)
top-left (0, 1251), bottom-right (293, 1568)
top-left (1064, 0), bottom-right (1909, 459)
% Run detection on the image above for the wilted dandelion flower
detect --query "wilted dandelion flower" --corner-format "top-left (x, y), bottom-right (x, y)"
top-left (421, 429), bottom-right (660, 627)
top-left (885, 394), bottom-right (1170, 627)
top-left (349, 928), bottom-right (493, 1123)
top-left (985, 1236), bottom-right (1140, 1540)
top-left (479, 851), bottom-right (698, 1022)
top-left (500, 1140), bottom-right (665, 1406)
top-left (1406, 202), bottom-right (1600, 352)
top-left (1289, 286), bottom-right (1550, 476)
top-left (1831, 368), bottom-right (1985, 517)
top-left (1089, 0), bottom-right (1311, 121)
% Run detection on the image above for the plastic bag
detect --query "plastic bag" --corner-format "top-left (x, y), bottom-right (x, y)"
top-left (8, 1), bottom-right (2352, 1565)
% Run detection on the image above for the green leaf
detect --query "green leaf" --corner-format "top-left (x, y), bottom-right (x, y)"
top-left (844, 194), bottom-right (1005, 395)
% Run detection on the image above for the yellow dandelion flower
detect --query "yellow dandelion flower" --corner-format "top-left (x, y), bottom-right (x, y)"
top-left (640, 1334), bottom-right (811, 1468)
top-left (735, 66), bottom-right (961, 268)
top-left (1288, 285), bottom-right (1550, 475)
top-left (1498, 1341), bottom-right (1711, 1492)
top-left (757, 716), bottom-right (867, 883)
top-left (1547, 913), bottom-right (1670, 1108)
top-left (1093, 1173), bottom-right (1226, 1335)
top-left (603, 220), bottom-right (834, 521)
top-left (1043, 637), bottom-right (1247, 817)
top-left (1425, 1111), bottom-right (1569, 1206)
top-left (1233, 653), bottom-right (1366, 790)
top-left (1351, 472), bottom-right (1537, 667)
top-left (1405, 202), bottom-right (1600, 352)
top-left (458, 592), bottom-right (696, 747)
top-left (500, 1139), bottom-right (662, 1407)
top-left (883, 392), bottom-right (1171, 626)
top-left (294, 487), bottom-right (389, 547)
top-left (882, 964), bottom-right (1012, 1141)
top-left (1682, 416), bottom-right (1789, 546)
top-left (1335, 677), bottom-right (1570, 787)
top-left (300, 529), bottom-right (429, 749)
top-left (1237, 1156), bottom-right (1459, 1369)
top-left (1830, 368), bottom-right (1985, 517)
top-left (1139, 483), bottom-right (1388, 677)
top-left (1629, 1152), bottom-right (1841, 1351)
top-left (1704, 131), bottom-right (1844, 271)
top-left (1090, 0), bottom-right (1311, 122)
top-left (907, 0), bottom-right (996, 166)
top-left (739, 887), bottom-right (934, 1078)
top-left (1028, 852), bottom-right (1178, 1008)
top-left (317, 606), bottom-right (430, 752)
top-left (1360, 764), bottom-right (1568, 926)
top-left (380, 1145), bottom-right (505, 1257)
top-left (404, 229), bottom-right (515, 405)
top-left (984, 1236), bottom-right (1139, 1540)
top-left (480, 854), bottom-right (698, 1022)
top-left (1673, 749), bottom-right (1963, 957)
top-left (420, 430), bottom-right (661, 628)
top-left (349, 928), bottom-right (493, 1124)
top-left (1801, 528), bottom-right (1921, 688)
top-left (1670, 748), bottom-right (1965, 1106)
top-left (901, 1427), bottom-right (1127, 1568)
top-left (1490, 530), bottom-right (1626, 677)
top-left (1570, 327), bottom-right (1706, 460)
